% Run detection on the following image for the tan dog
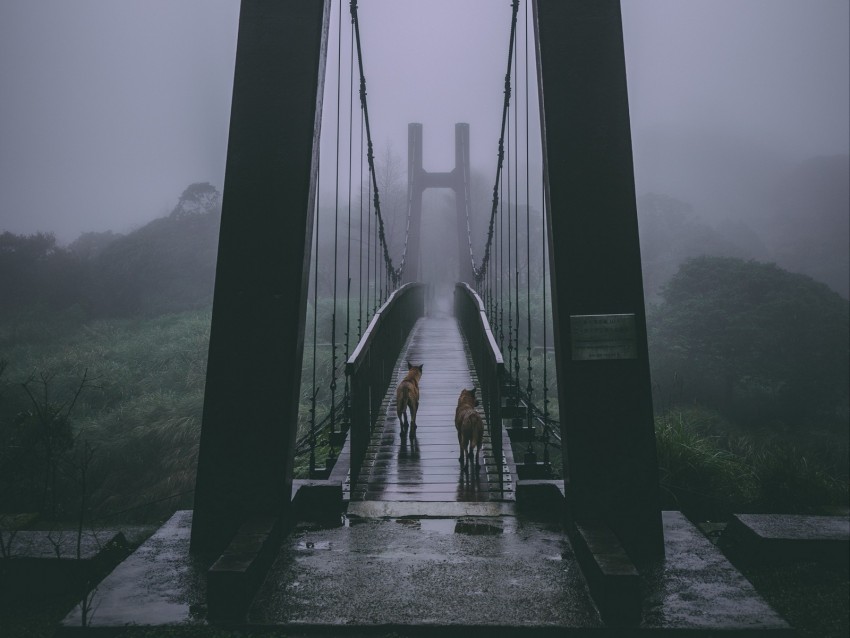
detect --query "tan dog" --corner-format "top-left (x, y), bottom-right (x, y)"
top-left (455, 387), bottom-right (484, 471)
top-left (396, 361), bottom-right (423, 437)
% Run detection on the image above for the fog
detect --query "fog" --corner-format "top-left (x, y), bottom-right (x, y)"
top-left (1, 0), bottom-right (847, 279)
top-left (1, 0), bottom-right (847, 541)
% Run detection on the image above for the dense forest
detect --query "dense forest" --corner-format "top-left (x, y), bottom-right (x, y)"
top-left (0, 154), bottom-right (848, 527)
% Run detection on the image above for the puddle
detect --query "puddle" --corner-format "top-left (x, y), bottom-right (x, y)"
top-left (297, 540), bottom-right (331, 550)
top-left (454, 518), bottom-right (505, 536)
top-left (295, 514), bottom-right (347, 532)
top-left (418, 518), bottom-right (455, 534)
top-left (395, 517), bottom-right (517, 535)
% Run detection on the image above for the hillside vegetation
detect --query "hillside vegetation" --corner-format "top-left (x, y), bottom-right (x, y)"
top-left (1, 172), bottom-right (848, 525)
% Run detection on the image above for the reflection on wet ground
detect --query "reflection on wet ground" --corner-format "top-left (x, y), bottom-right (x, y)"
top-left (387, 516), bottom-right (514, 535)
top-left (351, 315), bottom-right (511, 503)
top-left (252, 511), bottom-right (602, 628)
top-left (58, 509), bottom-right (791, 633)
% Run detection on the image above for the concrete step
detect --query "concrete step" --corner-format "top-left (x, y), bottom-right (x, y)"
top-left (722, 513), bottom-right (850, 564)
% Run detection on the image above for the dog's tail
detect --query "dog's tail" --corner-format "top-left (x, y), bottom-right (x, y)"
top-left (397, 383), bottom-right (409, 418)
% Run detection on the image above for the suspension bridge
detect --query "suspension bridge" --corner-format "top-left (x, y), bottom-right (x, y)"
top-left (59, 0), bottom-right (792, 634)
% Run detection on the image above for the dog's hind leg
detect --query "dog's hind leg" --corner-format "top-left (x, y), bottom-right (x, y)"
top-left (397, 386), bottom-right (409, 436)
top-left (409, 401), bottom-right (418, 437)
top-left (397, 404), bottom-right (408, 437)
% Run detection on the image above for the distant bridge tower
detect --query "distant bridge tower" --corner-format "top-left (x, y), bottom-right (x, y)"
top-left (405, 122), bottom-right (474, 284)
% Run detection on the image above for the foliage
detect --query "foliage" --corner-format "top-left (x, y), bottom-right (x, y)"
top-left (87, 183), bottom-right (221, 316)
top-left (0, 302), bottom-right (349, 521)
top-left (67, 230), bottom-right (122, 261)
top-left (649, 256), bottom-right (850, 434)
top-left (0, 183), bottom-right (222, 321)
top-left (0, 232), bottom-right (86, 316)
top-left (2, 179), bottom-right (848, 527)
top-left (0, 310), bottom-right (212, 520)
top-left (743, 442), bottom-right (849, 513)
top-left (637, 193), bottom-right (759, 302)
top-left (655, 407), bottom-right (848, 519)
top-left (655, 409), bottom-right (758, 518)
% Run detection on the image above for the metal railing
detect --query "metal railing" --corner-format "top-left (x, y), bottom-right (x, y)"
top-left (345, 282), bottom-right (426, 485)
top-left (454, 283), bottom-right (504, 479)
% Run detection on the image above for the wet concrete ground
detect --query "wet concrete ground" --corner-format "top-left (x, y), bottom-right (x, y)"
top-left (61, 511), bottom-right (206, 629)
top-left (59, 510), bottom-right (794, 635)
top-left (250, 509), bottom-right (599, 629)
top-left (58, 313), bottom-right (791, 635)
top-left (244, 509), bottom-right (790, 634)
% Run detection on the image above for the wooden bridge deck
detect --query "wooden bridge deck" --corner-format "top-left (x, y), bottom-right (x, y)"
top-left (350, 314), bottom-right (512, 502)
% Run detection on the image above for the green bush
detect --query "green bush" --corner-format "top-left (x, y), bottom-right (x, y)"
top-left (654, 407), bottom-right (848, 519)
top-left (655, 409), bottom-right (758, 518)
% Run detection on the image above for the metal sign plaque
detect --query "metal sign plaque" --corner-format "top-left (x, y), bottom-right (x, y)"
top-left (570, 313), bottom-right (638, 361)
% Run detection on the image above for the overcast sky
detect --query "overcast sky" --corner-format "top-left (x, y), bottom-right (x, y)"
top-left (0, 0), bottom-right (847, 243)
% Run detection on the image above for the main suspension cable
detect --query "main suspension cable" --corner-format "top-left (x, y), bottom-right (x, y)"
top-left (468, 0), bottom-right (520, 285)
top-left (506, 104), bottom-right (513, 398)
top-left (499, 143), bottom-right (505, 354)
top-left (350, 0), bottom-right (410, 287)
top-left (358, 108), bottom-right (365, 339)
top-left (511, 15), bottom-right (521, 403)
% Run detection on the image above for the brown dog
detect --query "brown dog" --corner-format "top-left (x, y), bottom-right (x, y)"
top-left (455, 387), bottom-right (484, 471)
top-left (396, 361), bottom-right (423, 437)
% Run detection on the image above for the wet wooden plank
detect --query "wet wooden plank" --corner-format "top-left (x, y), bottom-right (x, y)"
top-left (351, 315), bottom-right (509, 503)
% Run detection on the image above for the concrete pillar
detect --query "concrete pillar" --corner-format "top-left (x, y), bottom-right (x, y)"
top-left (406, 122), bottom-right (474, 285)
top-left (406, 123), bottom-right (424, 283)
top-left (190, 0), bottom-right (330, 557)
top-left (454, 123), bottom-right (475, 285)
top-left (534, 0), bottom-right (665, 561)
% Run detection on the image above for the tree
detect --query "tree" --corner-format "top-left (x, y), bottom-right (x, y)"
top-left (649, 256), bottom-right (849, 431)
top-left (375, 146), bottom-right (408, 263)
top-left (67, 230), bottom-right (122, 261)
top-left (19, 369), bottom-right (91, 517)
top-left (636, 193), bottom-right (759, 303)
top-left (0, 231), bottom-right (86, 315)
top-left (91, 183), bottom-right (222, 316)
top-left (169, 182), bottom-right (221, 219)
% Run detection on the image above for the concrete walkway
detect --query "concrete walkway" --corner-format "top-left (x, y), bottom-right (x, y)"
top-left (59, 509), bottom-right (793, 634)
top-left (57, 312), bottom-right (792, 635)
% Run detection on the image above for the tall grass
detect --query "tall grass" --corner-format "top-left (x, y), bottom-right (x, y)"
top-left (655, 407), bottom-right (849, 519)
top-left (2, 304), bottom-right (845, 524)
top-left (655, 409), bottom-right (759, 518)
top-left (0, 303), bottom-right (351, 522)
top-left (1, 309), bottom-right (212, 521)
